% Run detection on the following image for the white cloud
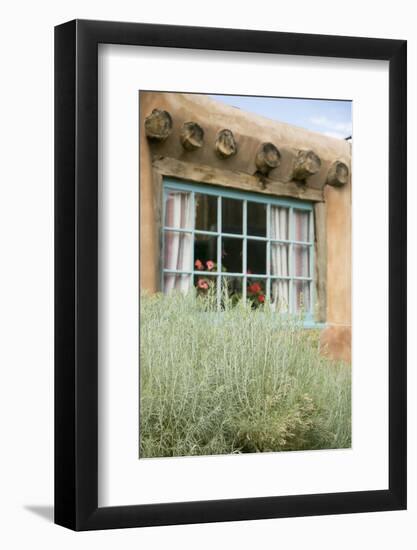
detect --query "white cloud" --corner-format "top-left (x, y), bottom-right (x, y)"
top-left (310, 115), bottom-right (352, 137)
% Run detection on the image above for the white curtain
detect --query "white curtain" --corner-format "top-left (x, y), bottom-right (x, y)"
top-left (270, 206), bottom-right (289, 312)
top-left (164, 192), bottom-right (193, 294)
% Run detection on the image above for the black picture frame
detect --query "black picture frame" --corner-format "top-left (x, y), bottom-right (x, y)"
top-left (55, 19), bottom-right (407, 531)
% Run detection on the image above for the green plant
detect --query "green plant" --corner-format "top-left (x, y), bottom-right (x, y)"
top-left (194, 258), bottom-right (265, 307)
top-left (139, 290), bottom-right (351, 458)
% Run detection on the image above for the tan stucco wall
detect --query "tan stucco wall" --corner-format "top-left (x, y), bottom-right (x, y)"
top-left (140, 93), bottom-right (159, 293)
top-left (139, 92), bottom-right (352, 362)
top-left (320, 177), bottom-right (352, 362)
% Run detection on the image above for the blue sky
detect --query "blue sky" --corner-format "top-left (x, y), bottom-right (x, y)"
top-left (209, 94), bottom-right (352, 140)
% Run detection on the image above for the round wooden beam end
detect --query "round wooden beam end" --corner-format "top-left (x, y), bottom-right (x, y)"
top-left (215, 129), bottom-right (237, 158)
top-left (144, 109), bottom-right (173, 141)
top-left (327, 161), bottom-right (349, 187)
top-left (255, 142), bottom-right (281, 175)
top-left (293, 150), bottom-right (321, 181)
top-left (180, 122), bottom-right (204, 151)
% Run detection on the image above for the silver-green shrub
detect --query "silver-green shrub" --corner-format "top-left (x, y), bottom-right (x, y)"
top-left (140, 289), bottom-right (351, 458)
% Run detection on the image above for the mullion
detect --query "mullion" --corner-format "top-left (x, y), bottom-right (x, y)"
top-left (309, 210), bottom-right (314, 317)
top-left (270, 238), bottom-right (312, 246)
top-left (163, 226), bottom-right (216, 235)
top-left (164, 270), bottom-right (246, 277)
top-left (217, 196), bottom-right (222, 309)
top-left (162, 226), bottom-right (311, 246)
top-left (289, 207), bottom-right (294, 314)
top-left (164, 182), bottom-right (313, 212)
top-left (266, 203), bottom-right (271, 303)
top-left (243, 200), bottom-right (247, 303)
top-left (191, 192), bottom-right (195, 289)
top-left (163, 269), bottom-right (311, 280)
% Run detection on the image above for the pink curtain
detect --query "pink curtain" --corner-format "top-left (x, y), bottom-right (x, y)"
top-left (164, 192), bottom-right (193, 294)
top-left (271, 208), bottom-right (311, 314)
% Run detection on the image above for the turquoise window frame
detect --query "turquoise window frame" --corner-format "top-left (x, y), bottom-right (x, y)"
top-left (161, 178), bottom-right (316, 324)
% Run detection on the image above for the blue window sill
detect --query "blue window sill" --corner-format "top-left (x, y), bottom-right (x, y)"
top-left (302, 321), bottom-right (326, 330)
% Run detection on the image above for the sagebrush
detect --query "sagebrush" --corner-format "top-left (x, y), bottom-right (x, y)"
top-left (140, 289), bottom-right (351, 458)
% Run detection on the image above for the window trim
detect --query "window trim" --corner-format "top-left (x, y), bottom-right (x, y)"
top-left (161, 177), bottom-right (315, 322)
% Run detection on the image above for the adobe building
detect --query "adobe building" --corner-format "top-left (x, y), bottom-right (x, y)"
top-left (139, 92), bottom-right (351, 363)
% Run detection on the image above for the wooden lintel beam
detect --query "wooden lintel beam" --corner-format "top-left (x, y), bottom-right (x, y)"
top-left (152, 157), bottom-right (324, 202)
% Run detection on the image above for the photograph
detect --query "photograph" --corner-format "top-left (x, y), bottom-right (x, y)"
top-left (139, 91), bottom-right (352, 459)
top-left (0, 0), bottom-right (409, 542)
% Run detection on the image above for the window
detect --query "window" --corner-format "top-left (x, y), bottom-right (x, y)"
top-left (162, 179), bottom-right (314, 318)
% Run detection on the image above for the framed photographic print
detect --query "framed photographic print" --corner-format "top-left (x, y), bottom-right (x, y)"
top-left (55, 20), bottom-right (407, 530)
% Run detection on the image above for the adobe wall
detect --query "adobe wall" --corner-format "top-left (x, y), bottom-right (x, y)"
top-left (321, 174), bottom-right (351, 363)
top-left (139, 92), bottom-right (351, 362)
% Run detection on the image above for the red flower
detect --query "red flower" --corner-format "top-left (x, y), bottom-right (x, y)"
top-left (206, 260), bottom-right (215, 271)
top-left (248, 282), bottom-right (262, 294)
top-left (197, 278), bottom-right (209, 290)
top-left (195, 259), bottom-right (204, 270)
top-left (258, 294), bottom-right (265, 303)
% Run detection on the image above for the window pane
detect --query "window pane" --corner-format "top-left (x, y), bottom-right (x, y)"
top-left (271, 243), bottom-right (289, 277)
top-left (271, 279), bottom-right (289, 313)
top-left (294, 281), bottom-right (311, 314)
top-left (270, 206), bottom-right (289, 240)
top-left (164, 191), bottom-right (193, 228)
top-left (194, 234), bottom-right (218, 272)
top-left (195, 193), bottom-right (217, 232)
top-left (221, 237), bottom-right (243, 273)
top-left (247, 202), bottom-right (266, 237)
top-left (293, 245), bottom-right (310, 277)
top-left (164, 231), bottom-right (192, 271)
top-left (164, 273), bottom-right (191, 294)
top-left (294, 209), bottom-right (310, 242)
top-left (247, 239), bottom-right (266, 275)
top-left (222, 197), bottom-right (242, 234)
